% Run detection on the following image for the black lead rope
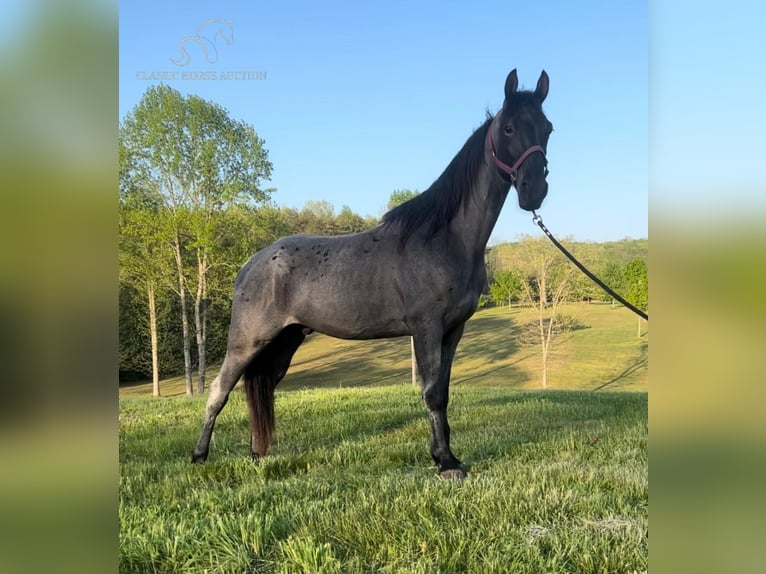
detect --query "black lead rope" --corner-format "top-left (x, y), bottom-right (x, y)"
top-left (531, 211), bottom-right (648, 321)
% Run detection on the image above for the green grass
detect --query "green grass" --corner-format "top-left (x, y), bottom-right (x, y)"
top-left (120, 387), bottom-right (647, 573)
top-left (120, 304), bottom-right (647, 572)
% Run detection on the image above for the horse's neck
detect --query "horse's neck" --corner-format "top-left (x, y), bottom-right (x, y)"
top-left (449, 164), bottom-right (511, 259)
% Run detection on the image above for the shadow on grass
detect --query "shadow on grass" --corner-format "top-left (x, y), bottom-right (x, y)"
top-left (281, 314), bottom-right (522, 391)
top-left (289, 335), bottom-right (409, 371)
top-left (458, 313), bottom-right (521, 362)
top-left (592, 341), bottom-right (649, 391)
top-left (282, 342), bottom-right (410, 390)
top-left (455, 351), bottom-right (536, 386)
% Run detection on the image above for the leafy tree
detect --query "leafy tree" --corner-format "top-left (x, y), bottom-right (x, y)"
top-left (624, 258), bottom-right (648, 337)
top-left (336, 205), bottom-right (370, 234)
top-left (489, 270), bottom-right (522, 308)
top-left (599, 261), bottom-right (626, 305)
top-left (624, 259), bottom-right (648, 310)
top-left (565, 245), bottom-right (599, 303)
top-left (386, 189), bottom-right (420, 211)
top-left (486, 239), bottom-right (647, 285)
top-left (283, 201), bottom-right (336, 235)
top-left (303, 200), bottom-right (335, 221)
top-left (484, 246), bottom-right (501, 289)
top-left (119, 285), bottom-right (150, 381)
top-left (279, 201), bottom-right (378, 237)
top-left (119, 201), bottom-right (171, 396)
top-left (120, 85), bottom-right (273, 394)
top-left (119, 280), bottom-right (187, 381)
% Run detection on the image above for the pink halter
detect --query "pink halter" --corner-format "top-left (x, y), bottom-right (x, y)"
top-left (485, 124), bottom-right (546, 182)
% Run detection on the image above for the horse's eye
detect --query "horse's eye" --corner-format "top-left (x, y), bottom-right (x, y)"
top-left (503, 124), bottom-right (513, 136)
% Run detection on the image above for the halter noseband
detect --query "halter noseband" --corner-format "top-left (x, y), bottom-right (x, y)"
top-left (485, 123), bottom-right (546, 183)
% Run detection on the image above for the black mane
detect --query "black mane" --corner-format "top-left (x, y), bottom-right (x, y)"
top-left (381, 113), bottom-right (495, 244)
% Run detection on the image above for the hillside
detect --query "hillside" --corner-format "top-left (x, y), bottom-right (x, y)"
top-left (488, 238), bottom-right (647, 272)
top-left (120, 303), bottom-right (647, 397)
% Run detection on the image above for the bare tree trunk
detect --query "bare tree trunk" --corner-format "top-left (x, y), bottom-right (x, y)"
top-left (194, 251), bottom-right (207, 394)
top-left (410, 336), bottom-right (418, 387)
top-left (201, 291), bottom-right (208, 387)
top-left (538, 279), bottom-right (548, 389)
top-left (147, 282), bottom-right (160, 398)
top-left (173, 237), bottom-right (193, 396)
top-left (519, 239), bottom-right (576, 391)
top-left (539, 315), bottom-right (549, 389)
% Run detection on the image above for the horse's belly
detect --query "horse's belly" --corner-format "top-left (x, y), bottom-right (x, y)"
top-left (287, 274), bottom-right (408, 339)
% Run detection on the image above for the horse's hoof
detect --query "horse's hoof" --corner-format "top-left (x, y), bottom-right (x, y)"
top-left (191, 451), bottom-right (207, 464)
top-left (439, 467), bottom-right (467, 480)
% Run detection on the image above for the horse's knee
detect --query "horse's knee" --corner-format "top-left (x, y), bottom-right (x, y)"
top-left (422, 384), bottom-right (448, 411)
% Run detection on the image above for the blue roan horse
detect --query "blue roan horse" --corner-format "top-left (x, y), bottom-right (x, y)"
top-left (192, 69), bottom-right (553, 478)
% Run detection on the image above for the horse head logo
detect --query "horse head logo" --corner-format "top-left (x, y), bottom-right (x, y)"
top-left (170, 19), bottom-right (234, 67)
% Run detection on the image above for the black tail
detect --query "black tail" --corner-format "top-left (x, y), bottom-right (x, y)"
top-left (244, 359), bottom-right (275, 457)
top-left (242, 325), bottom-right (308, 457)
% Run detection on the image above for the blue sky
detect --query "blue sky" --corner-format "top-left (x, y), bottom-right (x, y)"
top-left (650, 0), bottom-right (766, 218)
top-left (120, 0), bottom-right (647, 243)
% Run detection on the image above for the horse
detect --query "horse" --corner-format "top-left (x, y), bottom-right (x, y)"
top-left (192, 69), bottom-right (553, 478)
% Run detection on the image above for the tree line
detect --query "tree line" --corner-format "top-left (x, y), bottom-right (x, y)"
top-left (486, 239), bottom-right (648, 310)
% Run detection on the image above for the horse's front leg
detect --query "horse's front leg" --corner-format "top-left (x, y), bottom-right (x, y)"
top-left (413, 322), bottom-right (467, 478)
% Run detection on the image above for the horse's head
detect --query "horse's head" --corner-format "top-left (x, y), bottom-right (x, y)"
top-left (488, 69), bottom-right (552, 211)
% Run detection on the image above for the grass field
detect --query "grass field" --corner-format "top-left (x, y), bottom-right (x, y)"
top-left (120, 304), bottom-right (648, 572)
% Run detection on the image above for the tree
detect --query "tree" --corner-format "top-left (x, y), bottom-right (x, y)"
top-left (599, 261), bottom-right (626, 306)
top-left (484, 246), bottom-right (501, 288)
top-left (120, 85), bottom-right (273, 394)
top-left (119, 142), bottom-right (176, 396)
top-left (624, 258), bottom-right (648, 337)
top-left (386, 189), bottom-right (420, 211)
top-left (119, 202), bottom-right (171, 397)
top-left (517, 236), bottom-right (577, 388)
top-left (335, 205), bottom-right (370, 234)
top-left (489, 270), bottom-right (522, 308)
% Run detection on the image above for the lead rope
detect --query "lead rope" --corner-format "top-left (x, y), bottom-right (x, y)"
top-left (531, 211), bottom-right (648, 321)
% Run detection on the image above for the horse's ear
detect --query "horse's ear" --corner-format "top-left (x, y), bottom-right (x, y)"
top-left (504, 69), bottom-right (518, 99)
top-left (535, 70), bottom-right (549, 102)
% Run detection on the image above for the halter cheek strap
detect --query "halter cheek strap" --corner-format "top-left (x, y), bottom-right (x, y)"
top-left (485, 125), bottom-right (546, 182)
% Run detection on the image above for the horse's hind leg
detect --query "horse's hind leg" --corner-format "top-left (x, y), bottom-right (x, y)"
top-left (191, 344), bottom-right (266, 463)
top-left (243, 325), bottom-right (307, 459)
